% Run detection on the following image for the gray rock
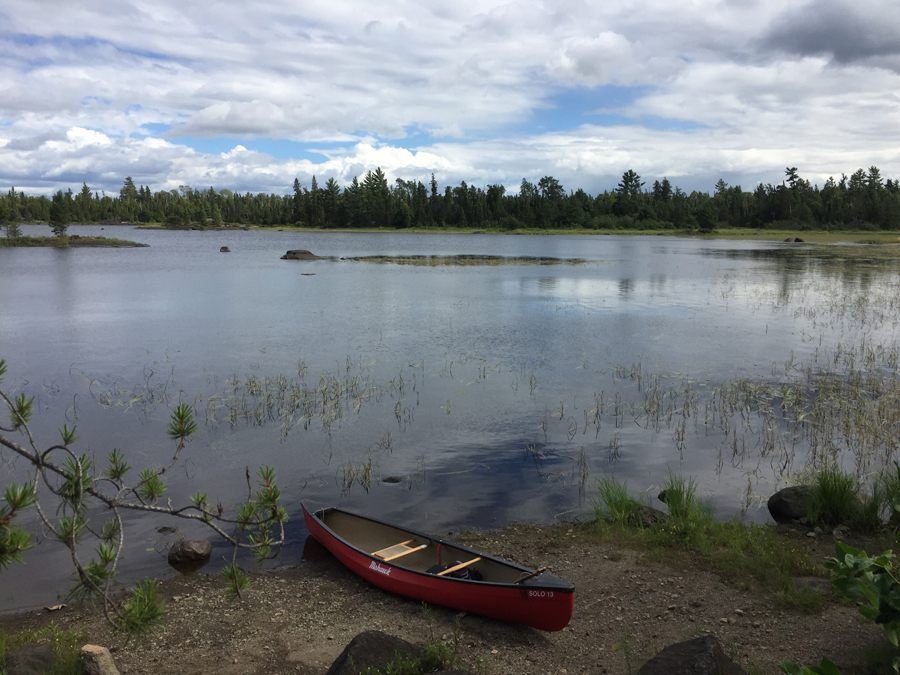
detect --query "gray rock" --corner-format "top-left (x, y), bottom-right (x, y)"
top-left (220, 246), bottom-right (230, 252)
top-left (326, 631), bottom-right (424, 675)
top-left (167, 540), bottom-right (212, 569)
top-left (281, 249), bottom-right (323, 260)
top-left (636, 505), bottom-right (669, 527)
top-left (638, 635), bottom-right (747, 675)
top-left (81, 644), bottom-right (120, 675)
top-left (767, 485), bottom-right (811, 523)
top-left (5, 641), bottom-right (56, 675)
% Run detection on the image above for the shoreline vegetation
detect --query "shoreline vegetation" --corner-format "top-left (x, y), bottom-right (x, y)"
top-left (1, 473), bottom-right (896, 673)
top-left (3, 165), bottom-right (900, 240)
top-left (6, 223), bottom-right (900, 248)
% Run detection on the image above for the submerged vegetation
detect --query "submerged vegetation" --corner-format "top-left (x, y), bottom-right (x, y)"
top-left (347, 254), bottom-right (589, 266)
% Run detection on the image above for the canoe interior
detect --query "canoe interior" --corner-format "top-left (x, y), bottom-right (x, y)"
top-left (319, 508), bottom-right (535, 585)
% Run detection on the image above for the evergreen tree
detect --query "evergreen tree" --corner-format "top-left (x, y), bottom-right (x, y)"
top-left (120, 176), bottom-right (138, 202)
top-left (49, 190), bottom-right (71, 236)
top-left (615, 170), bottom-right (644, 216)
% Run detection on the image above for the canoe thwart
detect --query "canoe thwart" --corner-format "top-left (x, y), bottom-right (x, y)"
top-left (437, 556), bottom-right (482, 576)
top-left (373, 539), bottom-right (428, 561)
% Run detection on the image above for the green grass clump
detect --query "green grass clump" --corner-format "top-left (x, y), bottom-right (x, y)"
top-left (0, 622), bottom-right (82, 675)
top-left (592, 474), bottom-right (647, 525)
top-left (590, 474), bottom-right (825, 611)
top-left (801, 463), bottom-right (889, 531)
top-left (806, 464), bottom-right (862, 527)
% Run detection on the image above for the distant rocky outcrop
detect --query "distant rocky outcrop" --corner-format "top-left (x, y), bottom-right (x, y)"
top-left (281, 249), bottom-right (323, 260)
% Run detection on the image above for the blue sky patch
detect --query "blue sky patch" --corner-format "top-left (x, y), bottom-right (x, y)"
top-left (168, 136), bottom-right (337, 162)
top-left (139, 122), bottom-right (172, 134)
top-left (8, 32), bottom-right (177, 63)
top-left (527, 85), bottom-right (654, 132)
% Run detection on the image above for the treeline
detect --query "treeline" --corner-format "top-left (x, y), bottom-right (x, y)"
top-left (3, 166), bottom-right (900, 232)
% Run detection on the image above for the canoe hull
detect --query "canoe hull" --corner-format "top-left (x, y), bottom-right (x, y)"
top-left (302, 504), bottom-right (574, 631)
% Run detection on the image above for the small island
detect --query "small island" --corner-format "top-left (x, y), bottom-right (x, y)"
top-left (0, 234), bottom-right (147, 248)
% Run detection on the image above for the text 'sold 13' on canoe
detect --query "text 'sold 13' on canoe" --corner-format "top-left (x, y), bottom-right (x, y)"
top-left (302, 503), bottom-right (574, 631)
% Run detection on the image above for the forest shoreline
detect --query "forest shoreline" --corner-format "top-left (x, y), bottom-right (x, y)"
top-left (21, 222), bottom-right (900, 244)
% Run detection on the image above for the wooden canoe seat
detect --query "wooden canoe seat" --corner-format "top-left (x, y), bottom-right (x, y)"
top-left (373, 539), bottom-right (428, 562)
top-left (436, 556), bottom-right (482, 576)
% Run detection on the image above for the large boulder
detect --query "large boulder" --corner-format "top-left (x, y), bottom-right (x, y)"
top-left (638, 635), bottom-right (747, 675)
top-left (326, 631), bottom-right (422, 675)
top-left (4, 641), bottom-right (57, 675)
top-left (281, 249), bottom-right (323, 260)
top-left (167, 540), bottom-right (212, 571)
top-left (767, 486), bottom-right (811, 523)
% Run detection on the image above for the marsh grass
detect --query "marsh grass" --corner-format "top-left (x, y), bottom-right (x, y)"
top-left (593, 474), bottom-right (647, 525)
top-left (806, 464), bottom-right (862, 526)
top-left (0, 621), bottom-right (82, 675)
top-left (591, 475), bottom-right (825, 611)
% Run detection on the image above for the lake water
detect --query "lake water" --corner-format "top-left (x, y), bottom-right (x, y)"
top-left (2, 226), bottom-right (899, 612)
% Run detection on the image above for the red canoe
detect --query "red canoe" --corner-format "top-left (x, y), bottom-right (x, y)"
top-left (302, 504), bottom-right (574, 631)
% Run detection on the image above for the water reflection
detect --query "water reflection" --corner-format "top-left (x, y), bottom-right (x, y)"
top-left (3, 228), bottom-right (900, 611)
top-left (618, 278), bottom-right (634, 297)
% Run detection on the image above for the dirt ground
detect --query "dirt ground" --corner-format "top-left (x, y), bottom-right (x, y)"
top-left (1, 523), bottom-right (887, 675)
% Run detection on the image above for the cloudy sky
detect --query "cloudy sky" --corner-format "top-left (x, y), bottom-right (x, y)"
top-left (2, 0), bottom-right (899, 197)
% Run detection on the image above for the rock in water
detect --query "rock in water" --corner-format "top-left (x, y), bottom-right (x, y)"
top-left (220, 246), bottom-right (230, 252)
top-left (281, 249), bottom-right (323, 260)
top-left (167, 540), bottom-right (212, 572)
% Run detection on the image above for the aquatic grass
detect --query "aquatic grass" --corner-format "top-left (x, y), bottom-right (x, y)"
top-left (805, 463), bottom-right (861, 526)
top-left (592, 475), bottom-right (647, 525)
top-left (659, 472), bottom-right (713, 520)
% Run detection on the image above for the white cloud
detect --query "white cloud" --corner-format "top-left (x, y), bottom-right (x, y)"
top-left (0, 0), bottom-right (898, 196)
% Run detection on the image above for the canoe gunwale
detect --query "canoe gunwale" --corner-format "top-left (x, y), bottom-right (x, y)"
top-left (302, 503), bottom-right (574, 593)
